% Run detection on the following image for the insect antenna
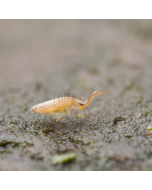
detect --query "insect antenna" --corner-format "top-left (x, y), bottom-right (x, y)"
top-left (83, 91), bottom-right (109, 108)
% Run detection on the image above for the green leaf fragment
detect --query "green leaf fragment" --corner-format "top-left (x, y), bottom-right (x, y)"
top-left (79, 115), bottom-right (84, 118)
top-left (147, 126), bottom-right (152, 131)
top-left (52, 153), bottom-right (76, 165)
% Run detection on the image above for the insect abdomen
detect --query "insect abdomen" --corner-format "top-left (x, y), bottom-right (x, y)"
top-left (31, 99), bottom-right (57, 113)
top-left (31, 97), bottom-right (74, 114)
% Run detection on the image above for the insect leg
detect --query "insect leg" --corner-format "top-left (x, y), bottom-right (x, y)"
top-left (49, 113), bottom-right (53, 124)
top-left (70, 107), bottom-right (78, 122)
top-left (82, 109), bottom-right (87, 115)
top-left (42, 113), bottom-right (46, 119)
top-left (49, 109), bottom-right (64, 123)
top-left (56, 108), bottom-right (67, 122)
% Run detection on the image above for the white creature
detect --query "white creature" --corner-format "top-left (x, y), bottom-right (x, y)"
top-left (31, 91), bottom-right (108, 123)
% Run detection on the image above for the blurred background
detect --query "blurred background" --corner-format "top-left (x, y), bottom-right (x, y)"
top-left (0, 20), bottom-right (152, 170)
top-left (1, 20), bottom-right (152, 111)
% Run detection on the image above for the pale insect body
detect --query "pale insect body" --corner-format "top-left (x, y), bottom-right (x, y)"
top-left (31, 91), bottom-right (108, 123)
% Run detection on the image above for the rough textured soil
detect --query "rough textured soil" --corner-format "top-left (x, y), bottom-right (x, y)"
top-left (0, 20), bottom-right (152, 170)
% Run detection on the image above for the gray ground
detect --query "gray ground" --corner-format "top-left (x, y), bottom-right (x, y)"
top-left (0, 20), bottom-right (152, 170)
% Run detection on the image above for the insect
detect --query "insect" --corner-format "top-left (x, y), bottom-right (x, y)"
top-left (31, 91), bottom-right (108, 123)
